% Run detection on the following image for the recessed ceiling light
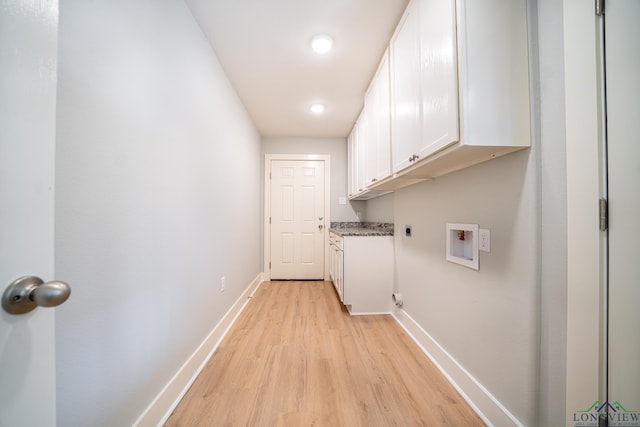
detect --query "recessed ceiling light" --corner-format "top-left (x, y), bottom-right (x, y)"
top-left (310, 34), bottom-right (333, 54)
top-left (310, 103), bottom-right (325, 113)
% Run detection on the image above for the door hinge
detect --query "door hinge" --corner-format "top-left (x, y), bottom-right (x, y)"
top-left (596, 0), bottom-right (604, 16)
top-left (599, 198), bottom-right (608, 231)
top-left (269, 262), bottom-right (271, 269)
top-left (269, 172), bottom-right (272, 179)
top-left (269, 217), bottom-right (271, 224)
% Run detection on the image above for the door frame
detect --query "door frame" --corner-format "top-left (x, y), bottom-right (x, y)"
top-left (263, 154), bottom-right (331, 281)
top-left (563, 0), bottom-right (608, 423)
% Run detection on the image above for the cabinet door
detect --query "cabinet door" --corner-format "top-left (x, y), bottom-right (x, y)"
top-left (374, 51), bottom-right (392, 182)
top-left (417, 0), bottom-right (459, 159)
top-left (354, 112), bottom-right (368, 194)
top-left (329, 243), bottom-right (335, 282)
top-left (365, 51), bottom-right (392, 186)
top-left (347, 131), bottom-right (356, 197)
top-left (364, 91), bottom-right (377, 186)
top-left (390, 0), bottom-right (422, 173)
top-left (337, 248), bottom-right (344, 301)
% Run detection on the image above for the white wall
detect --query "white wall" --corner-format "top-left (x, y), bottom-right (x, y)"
top-left (380, 1), bottom-right (570, 424)
top-left (393, 150), bottom-right (539, 425)
top-left (536, 0), bottom-right (568, 423)
top-left (365, 193), bottom-right (394, 223)
top-left (54, 1), bottom-right (262, 426)
top-left (262, 137), bottom-right (365, 222)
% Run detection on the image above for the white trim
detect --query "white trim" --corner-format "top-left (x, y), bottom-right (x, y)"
top-left (132, 273), bottom-right (264, 427)
top-left (392, 309), bottom-right (524, 427)
top-left (348, 311), bottom-right (391, 316)
top-left (263, 154), bottom-right (331, 281)
top-left (563, 1), bottom-right (605, 424)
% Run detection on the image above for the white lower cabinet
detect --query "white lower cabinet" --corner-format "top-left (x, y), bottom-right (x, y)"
top-left (329, 233), bottom-right (344, 301)
top-left (329, 232), bottom-right (394, 315)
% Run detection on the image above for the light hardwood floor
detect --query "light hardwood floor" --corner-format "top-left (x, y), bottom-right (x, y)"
top-left (165, 281), bottom-right (485, 426)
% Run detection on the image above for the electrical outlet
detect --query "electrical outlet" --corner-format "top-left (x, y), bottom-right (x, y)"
top-left (479, 229), bottom-right (491, 252)
top-left (220, 276), bottom-right (226, 292)
top-left (356, 212), bottom-right (362, 220)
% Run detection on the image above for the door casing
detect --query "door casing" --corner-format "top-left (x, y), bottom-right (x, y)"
top-left (603, 0), bottom-right (640, 412)
top-left (563, 0), bottom-right (640, 423)
top-left (264, 154), bottom-right (331, 281)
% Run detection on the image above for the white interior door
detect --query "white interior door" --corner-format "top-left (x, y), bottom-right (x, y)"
top-left (605, 0), bottom-right (640, 410)
top-left (0, 1), bottom-right (59, 426)
top-left (269, 160), bottom-right (325, 280)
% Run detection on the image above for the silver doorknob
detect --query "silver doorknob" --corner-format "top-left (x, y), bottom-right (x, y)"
top-left (2, 276), bottom-right (71, 315)
top-left (318, 224), bottom-right (324, 230)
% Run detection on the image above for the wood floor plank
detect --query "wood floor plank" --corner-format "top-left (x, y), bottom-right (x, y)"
top-left (165, 281), bottom-right (485, 426)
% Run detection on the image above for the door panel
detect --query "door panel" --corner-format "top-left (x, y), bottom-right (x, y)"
top-left (301, 186), bottom-right (316, 219)
top-left (606, 0), bottom-right (640, 409)
top-left (281, 186), bottom-right (294, 220)
top-left (301, 234), bottom-right (315, 263)
top-left (270, 160), bottom-right (325, 280)
top-left (0, 1), bottom-right (59, 425)
top-left (280, 234), bottom-right (294, 263)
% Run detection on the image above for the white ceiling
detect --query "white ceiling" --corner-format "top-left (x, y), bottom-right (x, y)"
top-left (185, 0), bottom-right (409, 138)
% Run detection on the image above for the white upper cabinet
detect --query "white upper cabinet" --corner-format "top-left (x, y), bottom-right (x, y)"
top-left (365, 77), bottom-right (377, 186)
top-left (355, 111), bottom-right (367, 194)
top-left (365, 50), bottom-right (392, 186)
top-left (348, 110), bottom-right (369, 197)
top-left (417, 0), bottom-right (459, 160)
top-left (347, 111), bottom-right (370, 198)
top-left (348, 51), bottom-right (393, 200)
top-left (347, 131), bottom-right (356, 197)
top-left (456, 0), bottom-right (530, 150)
top-left (390, 0), bottom-right (422, 173)
top-left (384, 0), bottom-right (530, 185)
top-left (351, 0), bottom-right (530, 196)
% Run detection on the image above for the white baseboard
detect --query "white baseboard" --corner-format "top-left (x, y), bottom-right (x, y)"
top-left (133, 273), bottom-right (265, 427)
top-left (392, 308), bottom-right (524, 427)
top-left (348, 311), bottom-right (392, 316)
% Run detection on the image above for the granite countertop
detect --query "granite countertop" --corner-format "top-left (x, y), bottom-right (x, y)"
top-left (329, 222), bottom-right (394, 237)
